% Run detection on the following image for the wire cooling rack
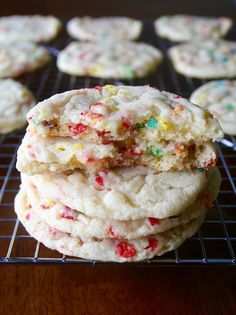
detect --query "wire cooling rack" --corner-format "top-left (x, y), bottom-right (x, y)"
top-left (0, 21), bottom-right (236, 265)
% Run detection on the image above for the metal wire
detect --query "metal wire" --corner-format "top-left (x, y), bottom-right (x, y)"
top-left (0, 21), bottom-right (236, 265)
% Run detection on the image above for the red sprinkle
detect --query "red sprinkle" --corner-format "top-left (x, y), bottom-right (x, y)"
top-left (116, 242), bottom-right (136, 258)
top-left (49, 227), bottom-right (58, 236)
top-left (148, 217), bottom-right (160, 226)
top-left (40, 204), bottom-right (50, 210)
top-left (122, 117), bottom-right (131, 129)
top-left (68, 123), bottom-right (87, 136)
top-left (96, 130), bottom-right (111, 137)
top-left (25, 213), bottom-right (30, 220)
top-left (144, 238), bottom-right (158, 251)
top-left (95, 175), bottom-right (104, 186)
top-left (203, 158), bottom-right (217, 169)
top-left (174, 95), bottom-right (181, 99)
top-left (94, 86), bottom-right (102, 91)
top-left (126, 146), bottom-right (142, 157)
top-left (86, 156), bottom-right (95, 163)
top-left (27, 115), bottom-right (33, 121)
top-left (60, 207), bottom-right (75, 220)
top-left (107, 226), bottom-right (122, 239)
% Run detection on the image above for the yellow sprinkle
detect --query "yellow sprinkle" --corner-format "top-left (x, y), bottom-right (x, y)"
top-left (102, 97), bottom-right (112, 103)
top-left (104, 85), bottom-right (117, 95)
top-left (108, 106), bottom-right (118, 112)
top-left (55, 146), bottom-right (65, 151)
top-left (37, 108), bottom-right (44, 115)
top-left (46, 200), bottom-right (56, 207)
top-left (105, 84), bottom-right (115, 89)
top-left (119, 89), bottom-right (128, 96)
top-left (156, 117), bottom-right (171, 131)
top-left (73, 144), bottom-right (84, 150)
top-left (103, 123), bottom-right (112, 130)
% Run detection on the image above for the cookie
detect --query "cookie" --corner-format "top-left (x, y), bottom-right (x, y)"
top-left (15, 189), bottom-right (206, 262)
top-left (190, 80), bottom-right (236, 135)
top-left (168, 39), bottom-right (236, 79)
top-left (67, 16), bottom-right (142, 41)
top-left (155, 15), bottom-right (232, 42)
top-left (25, 167), bottom-right (208, 220)
top-left (0, 15), bottom-right (61, 43)
top-left (0, 79), bottom-right (35, 134)
top-left (20, 167), bottom-right (220, 240)
top-left (0, 42), bottom-right (50, 78)
top-left (24, 86), bottom-right (222, 172)
top-left (57, 42), bottom-right (162, 79)
top-left (17, 129), bottom-right (218, 174)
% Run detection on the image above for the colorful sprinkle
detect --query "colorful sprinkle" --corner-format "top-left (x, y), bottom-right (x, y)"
top-left (197, 168), bottom-right (206, 173)
top-left (56, 145), bottom-right (65, 151)
top-left (116, 242), bottom-right (136, 258)
top-left (60, 207), bottom-right (76, 220)
top-left (147, 146), bottom-right (162, 157)
top-left (144, 239), bottom-right (158, 251)
top-left (73, 144), bottom-right (84, 150)
top-left (213, 81), bottom-right (226, 87)
top-left (68, 123), bottom-right (87, 136)
top-left (108, 105), bottom-right (118, 112)
top-left (158, 118), bottom-right (170, 131)
top-left (203, 158), bottom-right (217, 169)
top-left (25, 213), bottom-right (30, 220)
top-left (94, 86), bottom-right (102, 91)
top-left (135, 122), bottom-right (146, 129)
top-left (95, 175), bottom-right (104, 186)
top-left (96, 130), bottom-right (111, 137)
top-left (107, 226), bottom-right (122, 239)
top-left (148, 217), bottom-right (160, 226)
top-left (223, 103), bottom-right (234, 112)
top-left (147, 117), bottom-right (158, 128)
top-left (49, 227), bottom-right (58, 236)
top-left (126, 146), bottom-right (142, 157)
top-left (122, 117), bottom-right (131, 129)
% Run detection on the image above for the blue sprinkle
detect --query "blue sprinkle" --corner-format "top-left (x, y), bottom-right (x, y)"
top-left (147, 117), bottom-right (158, 128)
top-left (213, 81), bottom-right (226, 87)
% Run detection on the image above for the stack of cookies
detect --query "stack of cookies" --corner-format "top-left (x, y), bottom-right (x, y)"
top-left (15, 85), bottom-right (223, 262)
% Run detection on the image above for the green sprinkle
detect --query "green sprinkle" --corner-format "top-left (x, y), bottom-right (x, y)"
top-left (221, 56), bottom-right (229, 62)
top-left (32, 119), bottom-right (40, 125)
top-left (124, 66), bottom-right (134, 79)
top-left (135, 123), bottom-right (146, 129)
top-left (224, 103), bottom-right (234, 112)
top-left (147, 117), bottom-right (158, 128)
top-left (197, 168), bottom-right (206, 173)
top-left (207, 49), bottom-right (214, 56)
top-left (147, 146), bottom-right (162, 157)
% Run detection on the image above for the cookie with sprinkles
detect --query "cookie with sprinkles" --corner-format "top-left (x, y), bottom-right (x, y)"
top-left (0, 42), bottom-right (50, 78)
top-left (25, 85), bottom-right (222, 173)
top-left (168, 39), bottom-right (236, 79)
top-left (67, 16), bottom-right (142, 41)
top-left (0, 15), bottom-right (61, 43)
top-left (56, 42), bottom-right (162, 79)
top-left (0, 79), bottom-right (35, 134)
top-left (15, 187), bottom-right (206, 262)
top-left (155, 15), bottom-right (232, 42)
top-left (17, 128), bottom-right (218, 174)
top-left (25, 166), bottom-right (209, 220)
top-left (20, 167), bottom-right (220, 240)
top-left (191, 80), bottom-right (236, 135)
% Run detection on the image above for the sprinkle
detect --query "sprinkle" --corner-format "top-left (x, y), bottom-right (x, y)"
top-left (40, 200), bottom-right (55, 209)
top-left (148, 217), bottom-right (160, 226)
top-left (213, 81), bottom-right (226, 87)
top-left (55, 145), bottom-right (65, 151)
top-left (174, 143), bottom-right (185, 155)
top-left (94, 86), bottom-right (102, 91)
top-left (116, 242), bottom-right (136, 258)
top-left (102, 97), bottom-right (112, 103)
top-left (95, 175), bottom-right (104, 186)
top-left (96, 130), bottom-right (111, 137)
top-left (122, 117), bottom-right (131, 129)
top-left (25, 213), bottom-right (30, 220)
top-left (144, 239), bottom-right (158, 251)
top-left (158, 118), bottom-right (170, 131)
top-left (223, 103), bottom-right (234, 112)
top-left (174, 95), bottom-right (181, 99)
top-left (203, 158), bottom-right (217, 169)
top-left (108, 105), bottom-right (118, 112)
top-left (221, 56), bottom-right (229, 62)
top-left (73, 144), bottom-right (84, 150)
top-left (147, 117), bottom-right (158, 128)
top-left (207, 49), bottom-right (214, 57)
top-left (124, 67), bottom-right (134, 79)
top-left (49, 227), bottom-right (58, 236)
top-left (173, 105), bottom-right (184, 116)
top-left (37, 108), bottom-right (44, 115)
top-left (60, 207), bottom-right (76, 220)
top-left (147, 146), bottom-right (162, 157)
top-left (119, 89), bottom-right (128, 96)
top-left (68, 123), bottom-right (87, 136)
top-left (135, 123), bottom-right (146, 129)
top-left (126, 146), bottom-right (142, 157)
top-left (107, 226), bottom-right (122, 239)
top-left (197, 168), bottom-right (206, 173)
top-left (104, 85), bottom-right (117, 95)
